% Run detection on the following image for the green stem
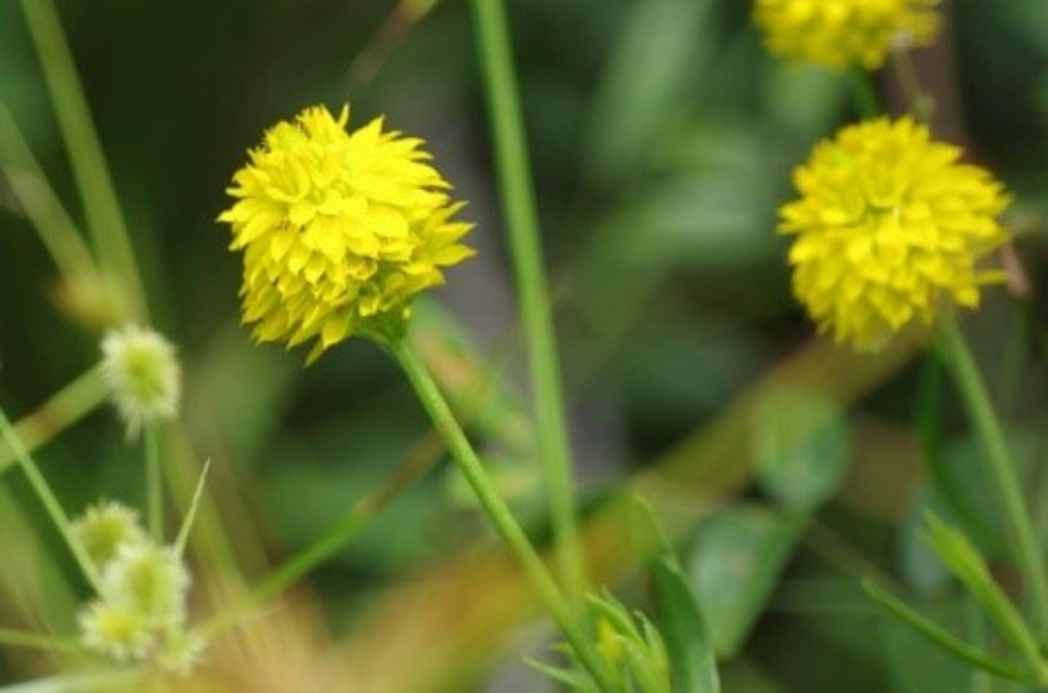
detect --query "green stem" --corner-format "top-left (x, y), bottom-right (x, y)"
top-left (145, 425), bottom-right (163, 541)
top-left (19, 0), bottom-right (148, 322)
top-left (0, 365), bottom-right (108, 472)
top-left (0, 102), bottom-right (97, 282)
top-left (0, 407), bottom-right (101, 593)
top-left (862, 579), bottom-right (1036, 684)
top-left (469, 0), bottom-right (585, 600)
top-left (390, 338), bottom-right (613, 691)
top-left (940, 317), bottom-right (1048, 640)
top-left (0, 628), bottom-right (83, 654)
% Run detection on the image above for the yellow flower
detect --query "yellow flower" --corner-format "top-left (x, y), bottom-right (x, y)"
top-left (218, 104), bottom-right (474, 362)
top-left (779, 117), bottom-right (1009, 350)
top-left (754, 0), bottom-right (941, 70)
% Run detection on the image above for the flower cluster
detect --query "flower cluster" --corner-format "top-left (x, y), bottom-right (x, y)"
top-left (101, 325), bottom-right (181, 439)
top-left (75, 501), bottom-right (203, 674)
top-left (219, 104), bottom-right (474, 362)
top-left (753, 0), bottom-right (941, 70)
top-left (779, 117), bottom-right (1009, 350)
top-left (532, 591), bottom-right (670, 693)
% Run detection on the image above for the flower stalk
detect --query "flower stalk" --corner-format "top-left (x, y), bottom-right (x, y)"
top-left (469, 0), bottom-right (586, 600)
top-left (939, 316), bottom-right (1048, 640)
top-left (145, 426), bottom-right (163, 541)
top-left (0, 407), bottom-right (102, 593)
top-left (389, 337), bottom-right (612, 691)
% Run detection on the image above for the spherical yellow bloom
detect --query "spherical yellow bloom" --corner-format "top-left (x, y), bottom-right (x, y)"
top-left (218, 104), bottom-right (474, 362)
top-left (779, 117), bottom-right (1009, 350)
top-left (754, 0), bottom-right (941, 70)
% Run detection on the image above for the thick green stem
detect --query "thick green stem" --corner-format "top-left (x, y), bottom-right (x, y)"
top-left (0, 407), bottom-right (101, 593)
top-left (940, 318), bottom-right (1048, 639)
top-left (19, 0), bottom-right (148, 322)
top-left (145, 425), bottom-right (163, 541)
top-left (469, 0), bottom-right (585, 600)
top-left (390, 339), bottom-right (613, 691)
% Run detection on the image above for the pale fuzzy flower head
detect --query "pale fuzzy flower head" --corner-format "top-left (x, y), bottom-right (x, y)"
top-left (72, 501), bottom-right (147, 570)
top-left (754, 0), bottom-right (941, 70)
top-left (101, 543), bottom-right (191, 630)
top-left (218, 103), bottom-right (474, 362)
top-left (101, 325), bottom-right (181, 438)
top-left (779, 117), bottom-right (1010, 350)
top-left (79, 600), bottom-right (156, 661)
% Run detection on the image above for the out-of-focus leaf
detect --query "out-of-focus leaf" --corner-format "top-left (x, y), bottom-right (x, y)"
top-left (619, 322), bottom-right (765, 433)
top-left (919, 432), bottom-right (1039, 558)
top-left (752, 387), bottom-right (852, 512)
top-left (899, 484), bottom-right (952, 594)
top-left (652, 555), bottom-right (720, 693)
top-left (688, 504), bottom-right (806, 657)
top-left (583, 0), bottom-right (716, 186)
top-left (718, 660), bottom-right (786, 693)
top-left (762, 63), bottom-right (846, 140)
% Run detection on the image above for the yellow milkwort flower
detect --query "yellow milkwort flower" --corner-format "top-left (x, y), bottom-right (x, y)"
top-left (218, 104), bottom-right (474, 362)
top-left (779, 117), bottom-right (1009, 350)
top-left (754, 0), bottom-right (941, 70)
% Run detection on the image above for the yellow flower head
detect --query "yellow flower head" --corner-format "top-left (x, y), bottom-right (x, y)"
top-left (218, 104), bottom-right (474, 362)
top-left (754, 0), bottom-right (941, 70)
top-left (779, 117), bottom-right (1009, 350)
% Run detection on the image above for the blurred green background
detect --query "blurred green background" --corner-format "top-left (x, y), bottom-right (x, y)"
top-left (1, 1), bottom-right (1048, 691)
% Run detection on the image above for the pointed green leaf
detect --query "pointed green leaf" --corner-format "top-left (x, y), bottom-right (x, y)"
top-left (752, 388), bottom-right (851, 512)
top-left (652, 555), bottom-right (720, 693)
top-left (923, 513), bottom-right (1045, 674)
top-left (862, 578), bottom-right (1034, 685)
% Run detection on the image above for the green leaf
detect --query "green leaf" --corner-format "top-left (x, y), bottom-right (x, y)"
top-left (652, 555), bottom-right (720, 693)
top-left (688, 505), bottom-right (806, 657)
top-left (752, 388), bottom-right (852, 512)
top-left (922, 513), bottom-right (1046, 675)
top-left (583, 0), bottom-right (716, 187)
top-left (862, 578), bottom-right (1034, 685)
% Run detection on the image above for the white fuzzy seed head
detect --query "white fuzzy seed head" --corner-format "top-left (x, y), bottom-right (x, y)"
top-left (101, 543), bottom-right (191, 630)
top-left (101, 325), bottom-right (181, 439)
top-left (72, 501), bottom-right (147, 570)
